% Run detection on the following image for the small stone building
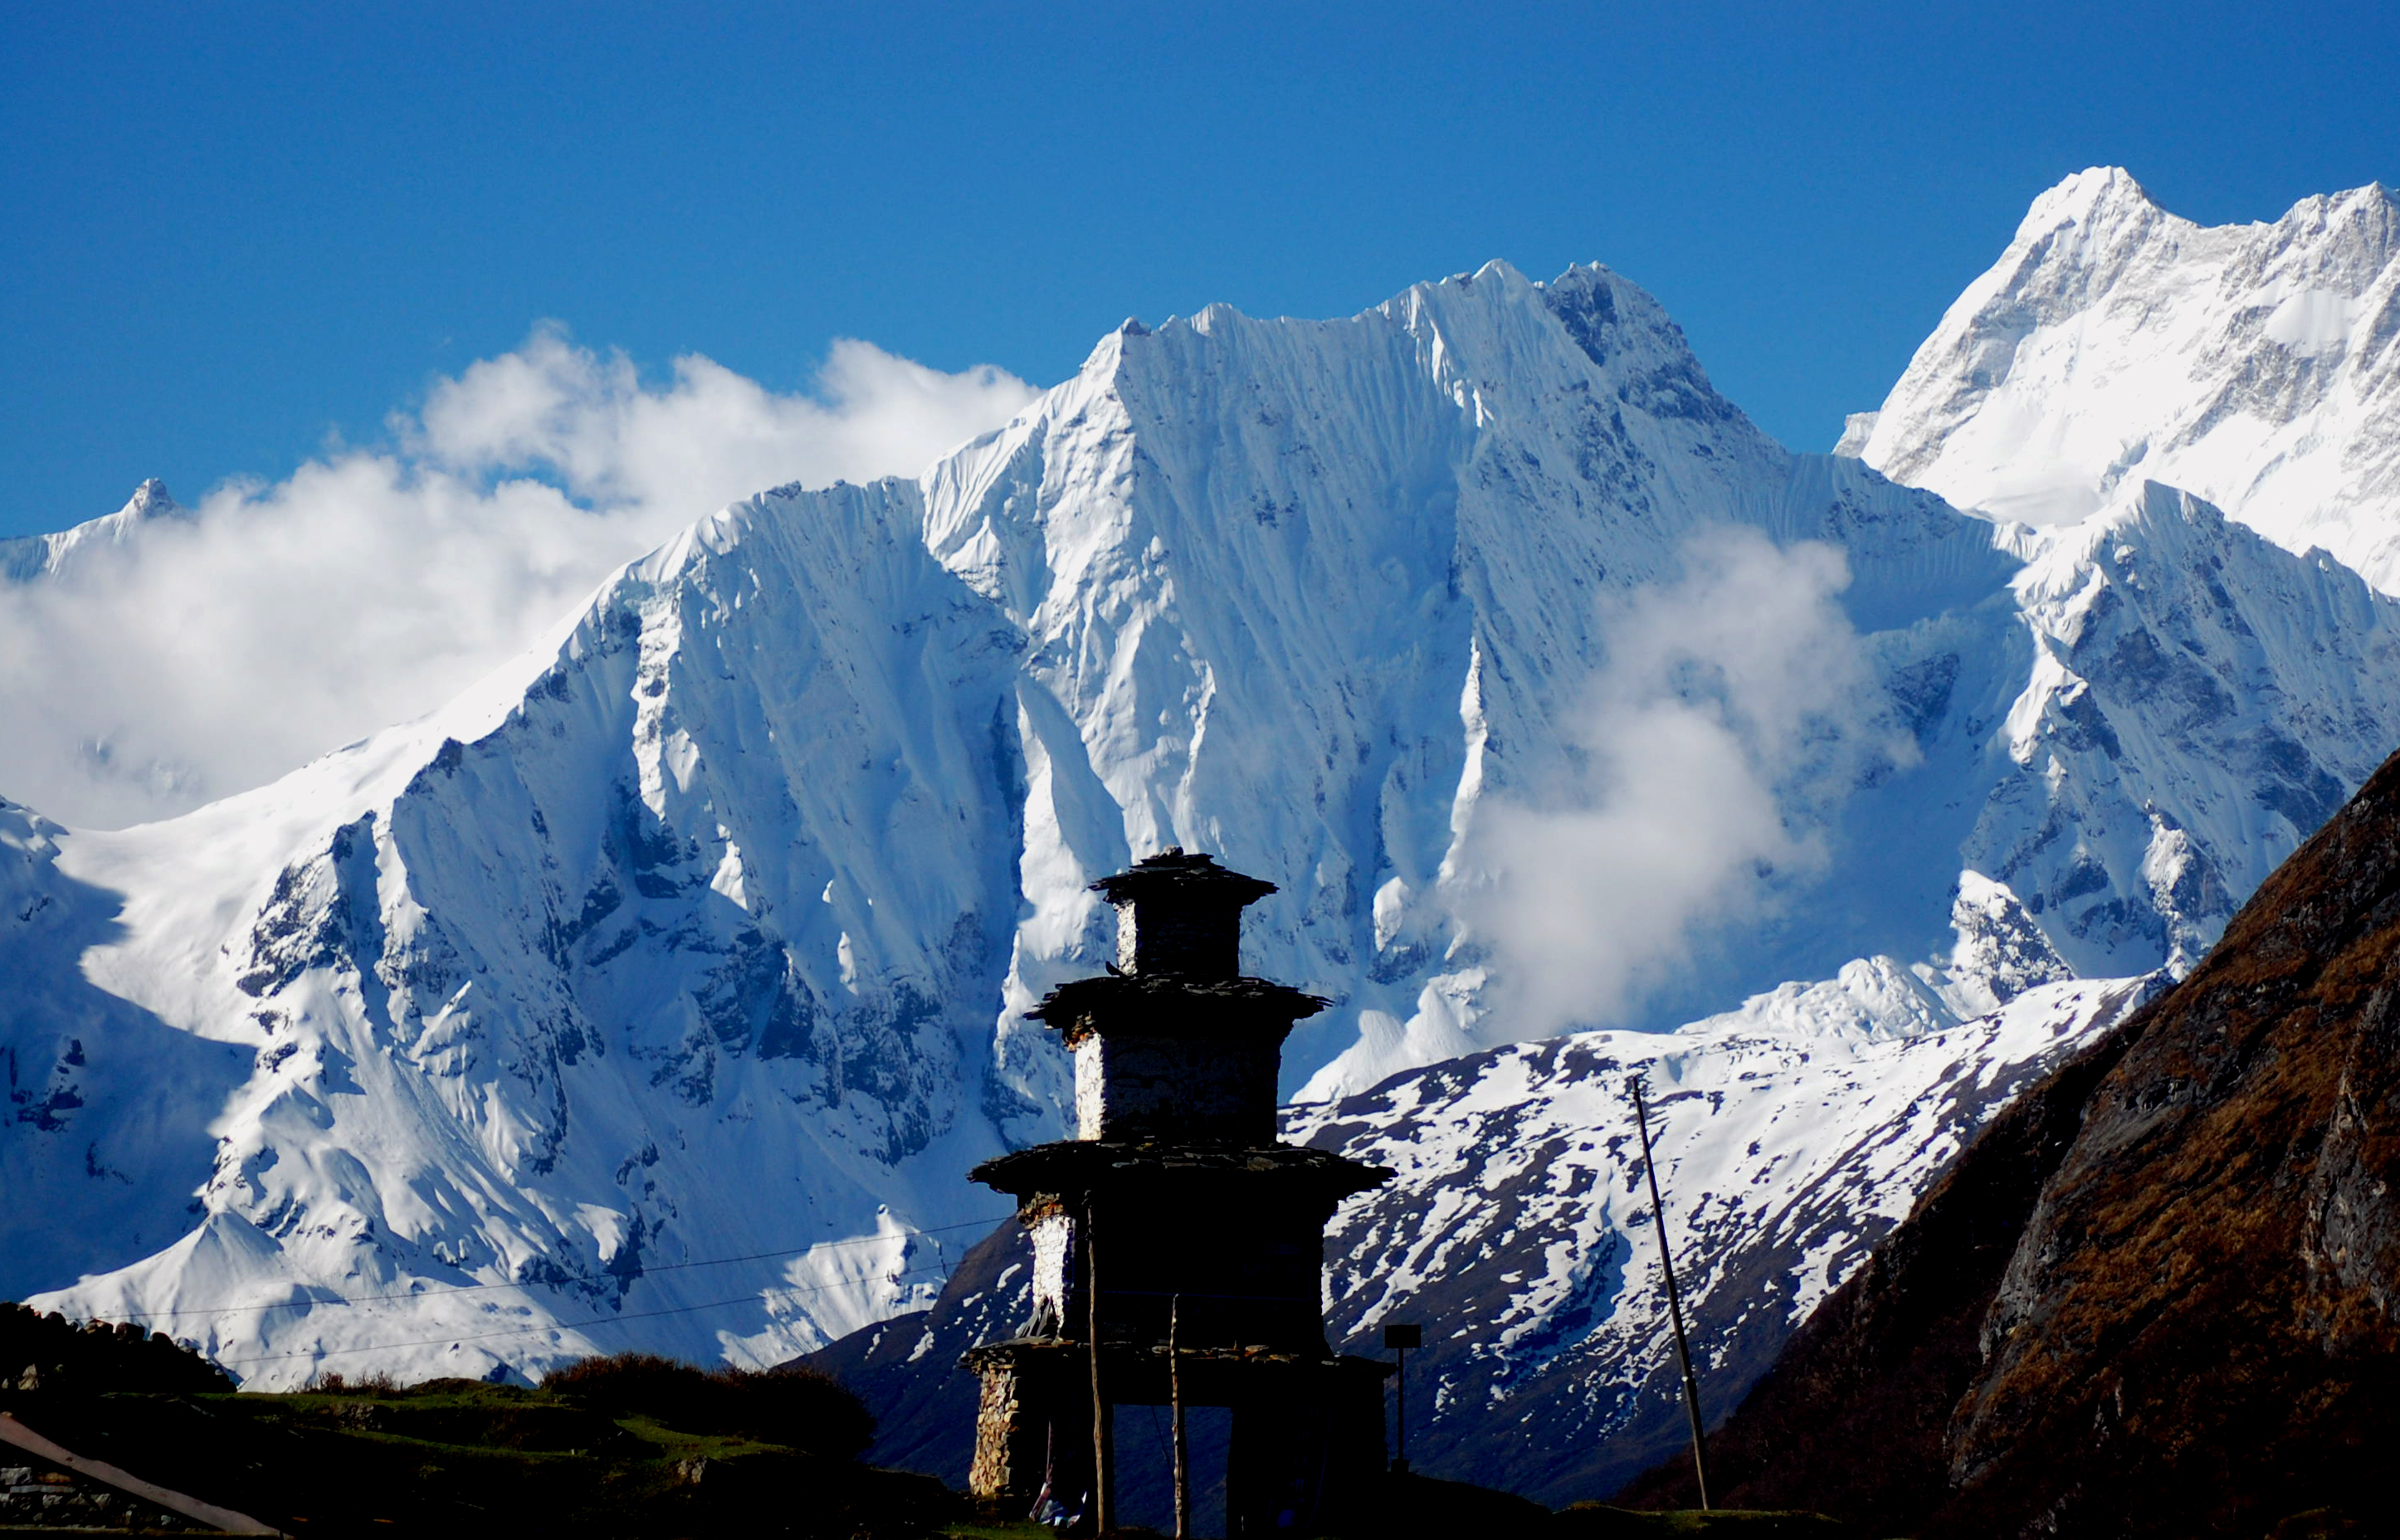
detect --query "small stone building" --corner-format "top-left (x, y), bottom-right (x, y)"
top-left (963, 851), bottom-right (1392, 1534)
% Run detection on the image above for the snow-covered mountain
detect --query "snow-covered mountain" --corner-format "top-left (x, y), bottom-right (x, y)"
top-left (0, 479), bottom-right (186, 583)
top-left (1971, 479), bottom-right (2400, 977)
top-left (7, 236), bottom-right (2400, 1433)
top-left (1846, 168), bottom-right (2400, 591)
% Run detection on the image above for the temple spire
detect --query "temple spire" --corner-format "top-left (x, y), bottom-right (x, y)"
top-left (1088, 847), bottom-right (1276, 979)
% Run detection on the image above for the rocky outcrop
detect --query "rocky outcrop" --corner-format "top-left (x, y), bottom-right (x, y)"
top-left (1626, 744), bottom-right (2400, 1537)
top-left (0, 1301), bottom-right (232, 1396)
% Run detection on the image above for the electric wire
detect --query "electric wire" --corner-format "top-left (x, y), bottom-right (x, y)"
top-left (90, 1212), bottom-right (1015, 1324)
top-left (215, 1260), bottom-right (964, 1367)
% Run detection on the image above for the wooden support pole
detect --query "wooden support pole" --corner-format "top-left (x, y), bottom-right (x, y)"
top-left (1087, 1215), bottom-right (1113, 1535)
top-left (1383, 1323), bottom-right (1420, 1475)
top-left (1170, 1294), bottom-right (1189, 1539)
top-left (1632, 1076), bottom-right (1712, 1511)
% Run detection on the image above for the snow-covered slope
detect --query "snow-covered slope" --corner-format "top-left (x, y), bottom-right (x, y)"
top-left (24, 484), bottom-right (1028, 1385)
top-left (1968, 480), bottom-right (2400, 977)
top-left (1, 797), bottom-right (252, 1289)
top-left (1850, 168), bottom-right (2400, 590)
top-left (1, 479), bottom-right (186, 583)
top-left (8, 257), bottom-right (2400, 1397)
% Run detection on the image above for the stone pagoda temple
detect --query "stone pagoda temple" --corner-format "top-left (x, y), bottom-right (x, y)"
top-left (964, 850), bottom-right (1393, 1535)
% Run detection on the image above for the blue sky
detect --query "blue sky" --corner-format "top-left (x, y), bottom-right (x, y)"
top-left (3, 0), bottom-right (2396, 539)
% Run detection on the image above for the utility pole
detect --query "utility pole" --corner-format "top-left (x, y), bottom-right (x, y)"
top-left (1170, 1294), bottom-right (1189, 1538)
top-left (1087, 1219), bottom-right (1113, 1534)
top-left (1631, 1076), bottom-right (1712, 1510)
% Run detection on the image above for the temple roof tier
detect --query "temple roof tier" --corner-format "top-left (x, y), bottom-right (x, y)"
top-left (969, 1139), bottom-right (1390, 1202)
top-left (1087, 849), bottom-right (1278, 907)
top-left (963, 1338), bottom-right (1394, 1378)
top-left (1026, 972), bottom-right (1327, 1045)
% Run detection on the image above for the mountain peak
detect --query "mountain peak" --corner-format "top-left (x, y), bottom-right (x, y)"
top-left (2, 478), bottom-right (190, 584)
top-left (1861, 172), bottom-right (2400, 587)
top-left (2016, 165), bottom-right (2159, 237)
top-left (122, 478), bottom-right (178, 519)
top-left (1466, 256), bottom-right (1531, 290)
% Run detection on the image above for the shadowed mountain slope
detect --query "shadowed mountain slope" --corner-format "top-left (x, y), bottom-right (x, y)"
top-left (1622, 743), bottom-right (2400, 1537)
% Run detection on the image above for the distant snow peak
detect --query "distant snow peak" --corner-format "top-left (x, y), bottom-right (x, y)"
top-left (1677, 955), bottom-right (1949, 1045)
top-left (1653, 867), bottom-right (2069, 1049)
top-left (1925, 870), bottom-right (2071, 1019)
top-left (1646, 868), bottom-right (2067, 1051)
top-left (1, 480), bottom-right (186, 585)
top-left (2017, 163), bottom-right (2159, 233)
top-left (1971, 479), bottom-right (2400, 979)
top-left (1832, 411), bottom-right (1878, 457)
top-left (123, 479), bottom-right (177, 519)
top-left (0, 338), bottom-right (1042, 831)
top-left (1859, 166), bottom-right (2400, 588)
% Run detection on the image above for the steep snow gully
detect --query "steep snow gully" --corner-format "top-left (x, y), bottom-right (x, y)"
top-left (5, 170), bottom-right (2399, 1503)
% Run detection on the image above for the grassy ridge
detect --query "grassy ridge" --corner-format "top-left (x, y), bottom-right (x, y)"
top-left (7, 1372), bottom-right (959, 1538)
top-left (0, 1329), bottom-right (1867, 1538)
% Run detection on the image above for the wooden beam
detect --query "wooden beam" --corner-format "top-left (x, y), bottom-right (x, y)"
top-left (1087, 1214), bottom-right (1113, 1534)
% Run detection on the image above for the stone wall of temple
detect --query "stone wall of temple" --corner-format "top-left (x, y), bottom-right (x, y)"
top-left (1072, 1033), bottom-right (1281, 1143)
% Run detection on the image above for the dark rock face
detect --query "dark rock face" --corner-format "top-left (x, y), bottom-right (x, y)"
top-left (1624, 746), bottom-right (2400, 1538)
top-left (0, 1300), bottom-right (232, 1396)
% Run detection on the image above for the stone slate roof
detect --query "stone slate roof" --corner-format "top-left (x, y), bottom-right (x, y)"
top-left (969, 1140), bottom-right (1390, 1201)
top-left (1024, 973), bottom-right (1326, 1040)
top-left (1087, 849), bottom-right (1276, 906)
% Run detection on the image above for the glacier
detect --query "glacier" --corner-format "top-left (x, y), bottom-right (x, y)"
top-left (2, 222), bottom-right (2397, 1505)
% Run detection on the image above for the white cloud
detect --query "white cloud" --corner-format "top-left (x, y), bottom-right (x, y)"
top-left (1453, 528), bottom-right (1909, 1038)
top-left (412, 328), bottom-right (1039, 515)
top-left (0, 333), bottom-right (1042, 829)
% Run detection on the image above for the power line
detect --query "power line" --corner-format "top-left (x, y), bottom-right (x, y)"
top-left (216, 1261), bottom-right (965, 1367)
top-left (108, 1214), bottom-right (1015, 1323)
